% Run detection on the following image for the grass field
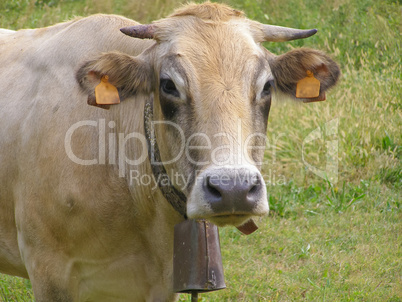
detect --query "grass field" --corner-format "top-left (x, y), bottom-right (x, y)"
top-left (0, 0), bottom-right (401, 301)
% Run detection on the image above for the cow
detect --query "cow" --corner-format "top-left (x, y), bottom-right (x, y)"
top-left (0, 2), bottom-right (340, 301)
top-left (0, 29), bottom-right (15, 35)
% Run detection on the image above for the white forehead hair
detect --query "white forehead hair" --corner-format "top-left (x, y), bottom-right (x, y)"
top-left (227, 19), bottom-right (267, 57)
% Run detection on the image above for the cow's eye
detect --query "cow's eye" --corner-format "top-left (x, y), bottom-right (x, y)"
top-left (262, 80), bottom-right (273, 97)
top-left (160, 79), bottom-right (179, 97)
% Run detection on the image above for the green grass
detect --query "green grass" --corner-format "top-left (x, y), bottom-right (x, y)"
top-left (1, 0), bottom-right (401, 301)
top-left (192, 181), bottom-right (400, 301)
top-left (0, 275), bottom-right (34, 302)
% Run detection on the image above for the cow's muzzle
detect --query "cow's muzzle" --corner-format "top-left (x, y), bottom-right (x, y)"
top-left (187, 165), bottom-right (269, 226)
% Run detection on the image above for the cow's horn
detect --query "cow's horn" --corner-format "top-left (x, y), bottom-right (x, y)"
top-left (262, 25), bottom-right (317, 42)
top-left (120, 24), bottom-right (155, 39)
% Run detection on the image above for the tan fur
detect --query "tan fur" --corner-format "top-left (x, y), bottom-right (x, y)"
top-left (0, 14), bottom-right (178, 302)
top-left (0, 2), bottom-right (339, 301)
top-left (169, 1), bottom-right (244, 21)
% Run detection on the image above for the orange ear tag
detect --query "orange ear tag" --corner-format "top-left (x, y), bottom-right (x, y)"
top-left (95, 75), bottom-right (120, 105)
top-left (296, 70), bottom-right (320, 99)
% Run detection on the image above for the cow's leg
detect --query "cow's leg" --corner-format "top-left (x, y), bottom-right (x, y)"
top-left (18, 243), bottom-right (75, 302)
top-left (29, 278), bottom-right (73, 302)
top-left (15, 204), bottom-right (76, 302)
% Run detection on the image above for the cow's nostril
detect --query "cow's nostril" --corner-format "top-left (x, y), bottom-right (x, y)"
top-left (205, 176), bottom-right (222, 199)
top-left (247, 175), bottom-right (261, 197)
top-left (248, 183), bottom-right (259, 195)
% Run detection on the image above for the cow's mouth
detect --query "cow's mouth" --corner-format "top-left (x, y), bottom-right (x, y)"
top-left (207, 214), bottom-right (251, 227)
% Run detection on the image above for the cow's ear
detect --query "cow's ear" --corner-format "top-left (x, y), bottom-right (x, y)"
top-left (269, 48), bottom-right (340, 101)
top-left (76, 51), bottom-right (154, 104)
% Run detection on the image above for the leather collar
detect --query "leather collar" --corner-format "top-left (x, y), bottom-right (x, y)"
top-left (144, 98), bottom-right (188, 218)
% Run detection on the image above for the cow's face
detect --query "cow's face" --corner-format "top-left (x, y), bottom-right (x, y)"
top-left (150, 18), bottom-right (274, 227)
top-left (77, 3), bottom-right (340, 227)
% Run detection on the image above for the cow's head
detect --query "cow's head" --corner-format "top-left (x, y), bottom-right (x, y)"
top-left (77, 3), bottom-right (340, 227)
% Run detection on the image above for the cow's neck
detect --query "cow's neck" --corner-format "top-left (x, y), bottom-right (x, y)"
top-left (144, 98), bottom-right (188, 218)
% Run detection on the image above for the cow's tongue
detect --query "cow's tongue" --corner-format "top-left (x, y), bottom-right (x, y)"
top-left (236, 219), bottom-right (258, 235)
